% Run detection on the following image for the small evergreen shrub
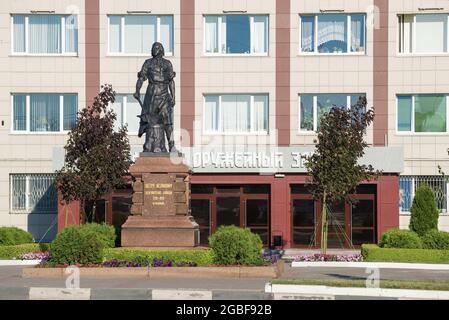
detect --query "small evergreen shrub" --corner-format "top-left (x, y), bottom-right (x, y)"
top-left (409, 184), bottom-right (439, 236)
top-left (208, 226), bottom-right (263, 265)
top-left (79, 223), bottom-right (116, 248)
top-left (50, 226), bottom-right (103, 265)
top-left (0, 227), bottom-right (34, 246)
top-left (379, 229), bottom-right (422, 249)
top-left (422, 230), bottom-right (449, 250)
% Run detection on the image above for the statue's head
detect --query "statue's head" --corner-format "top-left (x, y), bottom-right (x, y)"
top-left (151, 42), bottom-right (165, 58)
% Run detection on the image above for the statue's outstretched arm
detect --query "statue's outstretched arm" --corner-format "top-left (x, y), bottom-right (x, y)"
top-left (169, 79), bottom-right (175, 105)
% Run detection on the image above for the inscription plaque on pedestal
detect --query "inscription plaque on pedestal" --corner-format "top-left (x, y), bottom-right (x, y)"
top-left (143, 174), bottom-right (176, 215)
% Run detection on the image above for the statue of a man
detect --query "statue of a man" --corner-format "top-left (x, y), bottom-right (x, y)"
top-left (134, 42), bottom-right (177, 153)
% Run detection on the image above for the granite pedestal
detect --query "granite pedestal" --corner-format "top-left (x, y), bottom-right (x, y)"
top-left (121, 154), bottom-right (199, 247)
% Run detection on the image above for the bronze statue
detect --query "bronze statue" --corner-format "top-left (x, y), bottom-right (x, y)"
top-left (134, 42), bottom-right (177, 153)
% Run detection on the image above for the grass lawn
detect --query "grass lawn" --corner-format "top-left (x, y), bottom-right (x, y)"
top-left (272, 279), bottom-right (449, 291)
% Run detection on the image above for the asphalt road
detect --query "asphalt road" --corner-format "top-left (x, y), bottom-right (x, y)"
top-left (282, 264), bottom-right (449, 281)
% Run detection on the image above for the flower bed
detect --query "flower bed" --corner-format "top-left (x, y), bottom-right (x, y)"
top-left (294, 253), bottom-right (363, 262)
top-left (18, 251), bottom-right (51, 261)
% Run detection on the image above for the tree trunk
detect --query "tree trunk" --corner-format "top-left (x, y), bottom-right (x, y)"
top-left (92, 202), bottom-right (96, 223)
top-left (64, 204), bottom-right (68, 228)
top-left (80, 199), bottom-right (85, 224)
top-left (321, 192), bottom-right (328, 254)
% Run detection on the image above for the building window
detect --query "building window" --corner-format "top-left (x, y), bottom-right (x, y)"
top-left (300, 14), bottom-right (366, 54)
top-left (204, 94), bottom-right (268, 134)
top-left (299, 94), bottom-right (365, 132)
top-left (399, 14), bottom-right (448, 54)
top-left (110, 95), bottom-right (143, 134)
top-left (108, 15), bottom-right (173, 55)
top-left (397, 95), bottom-right (447, 133)
top-left (12, 94), bottom-right (77, 133)
top-left (400, 176), bottom-right (448, 213)
top-left (12, 14), bottom-right (78, 55)
top-left (204, 15), bottom-right (268, 55)
top-left (10, 174), bottom-right (57, 214)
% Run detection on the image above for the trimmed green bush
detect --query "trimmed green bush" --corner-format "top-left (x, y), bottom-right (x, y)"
top-left (422, 230), bottom-right (449, 250)
top-left (0, 227), bottom-right (34, 246)
top-left (379, 229), bottom-right (422, 249)
top-left (409, 184), bottom-right (439, 236)
top-left (103, 248), bottom-right (213, 266)
top-left (79, 223), bottom-right (116, 248)
top-left (50, 226), bottom-right (103, 265)
top-left (208, 226), bottom-right (263, 265)
top-left (0, 243), bottom-right (50, 259)
top-left (362, 244), bottom-right (449, 263)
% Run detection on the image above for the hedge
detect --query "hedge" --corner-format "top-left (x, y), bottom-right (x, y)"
top-left (379, 229), bottom-right (422, 249)
top-left (0, 227), bottom-right (34, 246)
top-left (361, 244), bottom-right (449, 264)
top-left (0, 243), bottom-right (50, 259)
top-left (103, 248), bottom-right (214, 266)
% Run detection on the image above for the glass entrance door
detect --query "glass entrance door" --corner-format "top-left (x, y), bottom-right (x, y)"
top-left (291, 184), bottom-right (377, 248)
top-left (350, 195), bottom-right (376, 245)
top-left (326, 202), bottom-right (350, 248)
top-left (216, 197), bottom-right (240, 228)
top-left (245, 199), bottom-right (269, 245)
top-left (191, 184), bottom-right (271, 247)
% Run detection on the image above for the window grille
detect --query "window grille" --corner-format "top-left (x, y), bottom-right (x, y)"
top-left (400, 175), bottom-right (448, 213)
top-left (10, 174), bottom-right (57, 214)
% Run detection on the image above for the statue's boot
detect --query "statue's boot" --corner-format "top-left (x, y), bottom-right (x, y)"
top-left (165, 125), bottom-right (178, 153)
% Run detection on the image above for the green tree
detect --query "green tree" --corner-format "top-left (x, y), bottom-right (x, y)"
top-left (304, 97), bottom-right (381, 253)
top-left (409, 184), bottom-right (439, 236)
top-left (55, 84), bottom-right (132, 223)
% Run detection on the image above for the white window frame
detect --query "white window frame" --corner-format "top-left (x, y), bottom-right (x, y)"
top-left (107, 15), bottom-right (174, 56)
top-left (202, 94), bottom-right (269, 135)
top-left (398, 14), bottom-right (449, 56)
top-left (202, 15), bottom-right (269, 56)
top-left (10, 14), bottom-right (78, 56)
top-left (395, 94), bottom-right (449, 135)
top-left (10, 93), bottom-right (77, 135)
top-left (299, 14), bottom-right (366, 56)
top-left (298, 94), bottom-right (365, 133)
top-left (111, 94), bottom-right (141, 135)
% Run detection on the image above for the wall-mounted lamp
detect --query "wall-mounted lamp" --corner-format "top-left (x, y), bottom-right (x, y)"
top-left (319, 9), bottom-right (345, 13)
top-left (418, 8), bottom-right (444, 11)
top-left (127, 11), bottom-right (152, 14)
top-left (274, 173), bottom-right (285, 178)
top-left (222, 10), bottom-right (247, 14)
top-left (30, 10), bottom-right (55, 14)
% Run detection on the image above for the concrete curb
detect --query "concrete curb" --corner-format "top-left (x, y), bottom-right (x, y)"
top-left (22, 262), bottom-right (283, 279)
top-left (0, 287), bottom-right (271, 300)
top-left (266, 283), bottom-right (449, 300)
top-left (29, 288), bottom-right (91, 300)
top-left (291, 261), bottom-right (449, 270)
top-left (0, 260), bottom-right (41, 266)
